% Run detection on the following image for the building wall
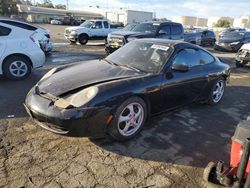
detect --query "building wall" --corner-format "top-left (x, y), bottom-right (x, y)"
top-left (172, 16), bottom-right (207, 27)
top-left (126, 10), bottom-right (153, 25)
top-left (233, 15), bottom-right (250, 29)
top-left (80, 7), bottom-right (153, 25)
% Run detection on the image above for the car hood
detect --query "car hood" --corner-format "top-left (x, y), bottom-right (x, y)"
top-left (218, 37), bottom-right (242, 43)
top-left (65, 26), bottom-right (81, 31)
top-left (37, 60), bottom-right (141, 96)
top-left (110, 31), bottom-right (155, 38)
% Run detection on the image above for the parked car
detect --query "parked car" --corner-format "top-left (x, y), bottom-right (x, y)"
top-left (219, 28), bottom-right (246, 37)
top-left (25, 39), bottom-right (230, 140)
top-left (0, 19), bottom-right (52, 53)
top-left (50, 19), bottom-right (62, 25)
top-left (105, 21), bottom-right (184, 54)
top-left (235, 43), bottom-right (250, 67)
top-left (64, 20), bottom-right (119, 45)
top-left (0, 22), bottom-right (45, 80)
top-left (184, 29), bottom-right (216, 46)
top-left (214, 32), bottom-right (250, 52)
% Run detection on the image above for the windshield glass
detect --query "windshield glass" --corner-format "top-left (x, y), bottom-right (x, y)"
top-left (106, 41), bottom-right (173, 73)
top-left (131, 23), bottom-right (159, 34)
top-left (80, 21), bottom-right (94, 28)
top-left (221, 32), bottom-right (245, 39)
top-left (122, 24), bottom-right (136, 31)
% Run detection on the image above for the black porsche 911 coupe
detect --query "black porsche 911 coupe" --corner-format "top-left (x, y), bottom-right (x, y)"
top-left (25, 39), bottom-right (230, 140)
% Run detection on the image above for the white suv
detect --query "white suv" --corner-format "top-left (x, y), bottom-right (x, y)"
top-left (0, 22), bottom-right (45, 80)
top-left (0, 19), bottom-right (52, 53)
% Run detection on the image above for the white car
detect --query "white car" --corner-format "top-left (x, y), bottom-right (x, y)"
top-left (0, 19), bottom-right (52, 53)
top-left (51, 19), bottom-right (62, 25)
top-left (64, 20), bottom-right (119, 45)
top-left (0, 22), bottom-right (45, 80)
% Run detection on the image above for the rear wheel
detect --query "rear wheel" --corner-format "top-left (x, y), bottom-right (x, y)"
top-left (78, 34), bottom-right (89, 45)
top-left (207, 78), bottom-right (225, 105)
top-left (108, 97), bottom-right (147, 141)
top-left (3, 56), bottom-right (31, 80)
top-left (236, 60), bottom-right (247, 68)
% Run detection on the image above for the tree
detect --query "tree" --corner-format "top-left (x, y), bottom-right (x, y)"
top-left (55, 4), bottom-right (66, 9)
top-left (0, 0), bottom-right (21, 16)
top-left (213, 19), bottom-right (231, 28)
top-left (36, 0), bottom-right (54, 8)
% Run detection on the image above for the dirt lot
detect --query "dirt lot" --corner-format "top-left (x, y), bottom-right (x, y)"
top-left (0, 24), bottom-right (250, 188)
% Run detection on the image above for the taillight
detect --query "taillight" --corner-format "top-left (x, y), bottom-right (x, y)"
top-left (30, 31), bottom-right (38, 43)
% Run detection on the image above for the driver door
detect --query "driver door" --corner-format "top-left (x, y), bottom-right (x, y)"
top-left (160, 48), bottom-right (208, 111)
top-left (90, 21), bottom-right (104, 37)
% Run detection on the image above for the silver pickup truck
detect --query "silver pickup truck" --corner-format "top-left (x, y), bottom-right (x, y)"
top-left (65, 20), bottom-right (119, 45)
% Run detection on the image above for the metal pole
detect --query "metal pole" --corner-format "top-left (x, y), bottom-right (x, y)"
top-left (235, 138), bottom-right (250, 188)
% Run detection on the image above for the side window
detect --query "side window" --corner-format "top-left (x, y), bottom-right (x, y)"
top-left (245, 32), bottom-right (250, 39)
top-left (93, 21), bottom-right (103, 29)
top-left (208, 31), bottom-right (215, 37)
top-left (103, 21), bottom-right (109, 28)
top-left (0, 26), bottom-right (11, 36)
top-left (199, 50), bottom-right (215, 65)
top-left (0, 20), bottom-right (37, 31)
top-left (160, 25), bottom-right (170, 35)
top-left (171, 25), bottom-right (182, 35)
top-left (172, 49), bottom-right (200, 67)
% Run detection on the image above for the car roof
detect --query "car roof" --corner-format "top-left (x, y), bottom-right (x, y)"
top-left (134, 38), bottom-right (188, 47)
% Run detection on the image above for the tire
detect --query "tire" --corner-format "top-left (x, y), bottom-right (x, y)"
top-left (203, 162), bottom-right (216, 182)
top-left (207, 78), bottom-right (225, 105)
top-left (78, 34), bottom-right (89, 45)
top-left (69, 40), bottom-right (77, 44)
top-left (236, 60), bottom-right (247, 68)
top-left (3, 55), bottom-right (32, 80)
top-left (108, 96), bottom-right (147, 141)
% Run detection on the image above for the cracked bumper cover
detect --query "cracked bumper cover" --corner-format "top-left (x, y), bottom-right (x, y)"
top-left (24, 88), bottom-right (111, 137)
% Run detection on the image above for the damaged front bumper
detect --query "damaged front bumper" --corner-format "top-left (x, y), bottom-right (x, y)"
top-left (24, 87), bottom-right (111, 137)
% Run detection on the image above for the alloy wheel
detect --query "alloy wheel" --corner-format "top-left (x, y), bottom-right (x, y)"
top-left (118, 102), bottom-right (144, 137)
top-left (212, 80), bottom-right (225, 103)
top-left (9, 61), bottom-right (28, 78)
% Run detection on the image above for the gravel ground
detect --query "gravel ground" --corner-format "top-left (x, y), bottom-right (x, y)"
top-left (0, 24), bottom-right (250, 188)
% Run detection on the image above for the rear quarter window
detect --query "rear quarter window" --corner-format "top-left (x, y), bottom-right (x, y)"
top-left (0, 20), bottom-right (37, 31)
top-left (199, 50), bottom-right (215, 65)
top-left (0, 26), bottom-right (11, 36)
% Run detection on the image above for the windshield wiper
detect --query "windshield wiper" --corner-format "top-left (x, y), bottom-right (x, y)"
top-left (118, 64), bottom-right (143, 73)
top-left (101, 59), bottom-right (143, 73)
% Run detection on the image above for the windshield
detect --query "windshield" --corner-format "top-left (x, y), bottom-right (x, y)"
top-left (106, 41), bottom-right (173, 73)
top-left (122, 24), bottom-right (136, 31)
top-left (131, 23), bottom-right (159, 34)
top-left (221, 32), bottom-right (245, 39)
top-left (80, 21), bottom-right (94, 28)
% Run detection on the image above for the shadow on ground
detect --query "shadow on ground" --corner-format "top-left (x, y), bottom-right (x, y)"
top-left (91, 85), bottom-right (250, 168)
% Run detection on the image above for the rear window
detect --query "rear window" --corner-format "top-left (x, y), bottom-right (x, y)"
top-left (0, 26), bottom-right (11, 36)
top-left (171, 25), bottom-right (183, 35)
top-left (0, 20), bottom-right (37, 31)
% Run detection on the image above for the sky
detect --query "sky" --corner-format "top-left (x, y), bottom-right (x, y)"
top-left (51, 0), bottom-right (250, 19)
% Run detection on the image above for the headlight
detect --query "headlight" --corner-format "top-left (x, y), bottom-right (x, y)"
top-left (107, 33), bottom-right (111, 41)
top-left (70, 30), bottom-right (77, 35)
top-left (55, 86), bottom-right (98, 108)
top-left (127, 37), bottom-right (136, 42)
top-left (40, 68), bottom-right (57, 81)
top-left (231, 41), bottom-right (240, 45)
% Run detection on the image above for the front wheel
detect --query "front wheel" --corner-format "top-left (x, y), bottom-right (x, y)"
top-left (108, 97), bottom-right (147, 141)
top-left (207, 78), bottom-right (225, 105)
top-left (78, 34), bottom-right (88, 45)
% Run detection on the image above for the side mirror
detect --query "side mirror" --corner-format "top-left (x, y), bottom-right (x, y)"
top-left (172, 63), bottom-right (189, 72)
top-left (158, 30), bottom-right (166, 35)
top-left (91, 25), bottom-right (96, 29)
